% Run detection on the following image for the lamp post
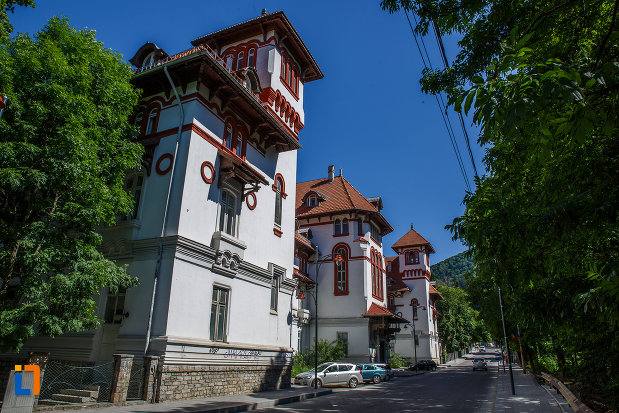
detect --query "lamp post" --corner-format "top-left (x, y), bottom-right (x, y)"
top-left (404, 303), bottom-right (425, 372)
top-left (297, 248), bottom-right (343, 389)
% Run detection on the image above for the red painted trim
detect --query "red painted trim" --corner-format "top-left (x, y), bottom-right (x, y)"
top-left (273, 227), bottom-right (283, 237)
top-left (370, 236), bottom-right (382, 247)
top-left (245, 192), bottom-right (257, 210)
top-left (155, 153), bottom-right (174, 175)
top-left (332, 243), bottom-right (350, 296)
top-left (280, 75), bottom-right (299, 101)
top-left (200, 161), bottom-right (215, 184)
top-left (272, 173), bottom-right (287, 198)
top-left (332, 233), bottom-right (349, 237)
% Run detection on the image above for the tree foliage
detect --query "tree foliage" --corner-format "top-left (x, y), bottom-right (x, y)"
top-left (382, 0), bottom-right (617, 406)
top-left (435, 284), bottom-right (490, 353)
top-left (0, 17), bottom-right (141, 352)
top-left (0, 0), bottom-right (34, 42)
top-left (430, 251), bottom-right (474, 288)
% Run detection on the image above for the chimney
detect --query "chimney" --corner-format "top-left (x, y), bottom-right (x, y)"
top-left (261, 8), bottom-right (267, 15)
top-left (411, 223), bottom-right (414, 230)
top-left (328, 165), bottom-right (335, 182)
top-left (339, 168), bottom-right (343, 177)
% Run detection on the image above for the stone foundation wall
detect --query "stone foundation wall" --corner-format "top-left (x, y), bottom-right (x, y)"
top-left (156, 363), bottom-right (292, 402)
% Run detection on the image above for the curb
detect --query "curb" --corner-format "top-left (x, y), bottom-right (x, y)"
top-left (36, 389), bottom-right (333, 413)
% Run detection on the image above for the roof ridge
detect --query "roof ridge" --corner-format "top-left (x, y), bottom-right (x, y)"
top-left (339, 177), bottom-right (355, 210)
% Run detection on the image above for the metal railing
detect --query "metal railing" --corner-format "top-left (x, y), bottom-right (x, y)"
top-left (133, 44), bottom-right (259, 101)
top-left (39, 360), bottom-right (113, 402)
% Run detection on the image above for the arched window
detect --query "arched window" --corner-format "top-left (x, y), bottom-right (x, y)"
top-left (247, 48), bottom-right (255, 67)
top-left (235, 131), bottom-right (243, 157)
top-left (342, 218), bottom-right (349, 234)
top-left (334, 219), bottom-right (342, 235)
top-left (133, 112), bottom-right (143, 138)
top-left (225, 54), bottom-right (234, 69)
top-left (307, 195), bottom-right (317, 207)
top-left (119, 172), bottom-right (144, 221)
top-left (224, 123), bottom-right (233, 150)
top-left (357, 219), bottom-right (363, 235)
top-left (236, 51), bottom-right (244, 70)
top-left (142, 52), bottom-right (155, 68)
top-left (219, 189), bottom-right (237, 236)
top-left (274, 178), bottom-right (282, 226)
top-left (411, 298), bottom-right (419, 318)
top-left (145, 108), bottom-right (158, 135)
top-left (334, 246), bottom-right (348, 295)
top-left (377, 253), bottom-right (383, 299)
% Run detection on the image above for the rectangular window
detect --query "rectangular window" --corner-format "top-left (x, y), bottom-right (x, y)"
top-left (370, 224), bottom-right (382, 244)
top-left (337, 332), bottom-right (348, 356)
top-left (210, 287), bottom-right (229, 342)
top-left (270, 276), bottom-right (279, 312)
top-left (219, 189), bottom-right (237, 236)
top-left (104, 287), bottom-right (127, 324)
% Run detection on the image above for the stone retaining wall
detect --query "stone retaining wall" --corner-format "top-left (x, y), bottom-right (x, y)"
top-left (156, 363), bottom-right (292, 402)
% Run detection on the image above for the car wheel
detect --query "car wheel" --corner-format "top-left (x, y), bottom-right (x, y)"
top-left (311, 379), bottom-right (322, 388)
top-left (373, 375), bottom-right (381, 384)
top-left (349, 377), bottom-right (358, 388)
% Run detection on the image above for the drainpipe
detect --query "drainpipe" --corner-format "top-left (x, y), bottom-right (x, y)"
top-left (144, 65), bottom-right (184, 354)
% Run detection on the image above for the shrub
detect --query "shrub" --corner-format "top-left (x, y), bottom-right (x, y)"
top-left (389, 350), bottom-right (410, 368)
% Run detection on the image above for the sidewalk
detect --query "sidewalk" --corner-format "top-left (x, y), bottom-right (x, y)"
top-left (494, 365), bottom-right (572, 412)
top-left (40, 386), bottom-right (332, 413)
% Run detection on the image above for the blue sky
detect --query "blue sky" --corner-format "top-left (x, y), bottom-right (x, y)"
top-left (8, 0), bottom-right (484, 263)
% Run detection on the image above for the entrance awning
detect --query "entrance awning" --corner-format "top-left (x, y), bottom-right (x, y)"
top-left (362, 302), bottom-right (409, 324)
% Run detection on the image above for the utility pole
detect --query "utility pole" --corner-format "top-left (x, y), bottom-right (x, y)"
top-left (498, 286), bottom-right (515, 395)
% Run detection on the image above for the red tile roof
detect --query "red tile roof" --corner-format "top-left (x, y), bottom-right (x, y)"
top-left (296, 176), bottom-right (393, 234)
top-left (362, 303), bottom-right (409, 323)
top-left (391, 228), bottom-right (435, 253)
top-left (429, 284), bottom-right (443, 300)
top-left (295, 231), bottom-right (314, 251)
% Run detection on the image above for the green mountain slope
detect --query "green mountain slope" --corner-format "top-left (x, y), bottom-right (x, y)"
top-left (430, 251), bottom-right (474, 288)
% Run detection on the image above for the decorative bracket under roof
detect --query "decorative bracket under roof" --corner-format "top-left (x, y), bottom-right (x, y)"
top-left (217, 149), bottom-right (268, 190)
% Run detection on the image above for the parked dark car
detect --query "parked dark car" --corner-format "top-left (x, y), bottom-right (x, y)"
top-left (373, 363), bottom-right (393, 381)
top-left (409, 360), bottom-right (438, 371)
top-left (357, 364), bottom-right (386, 384)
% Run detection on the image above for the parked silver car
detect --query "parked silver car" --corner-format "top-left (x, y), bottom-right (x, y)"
top-left (294, 362), bottom-right (363, 388)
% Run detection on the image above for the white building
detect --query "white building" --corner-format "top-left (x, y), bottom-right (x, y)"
top-left (295, 167), bottom-right (408, 363)
top-left (17, 11), bottom-right (323, 401)
top-left (387, 227), bottom-right (442, 363)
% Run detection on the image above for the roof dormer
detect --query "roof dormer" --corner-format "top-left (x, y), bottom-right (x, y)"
top-left (129, 42), bottom-right (169, 69)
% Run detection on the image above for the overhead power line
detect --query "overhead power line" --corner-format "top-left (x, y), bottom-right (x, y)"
top-left (404, 10), bottom-right (472, 192)
top-left (432, 21), bottom-right (479, 179)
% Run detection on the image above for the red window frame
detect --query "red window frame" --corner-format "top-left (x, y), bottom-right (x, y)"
top-left (333, 244), bottom-right (349, 296)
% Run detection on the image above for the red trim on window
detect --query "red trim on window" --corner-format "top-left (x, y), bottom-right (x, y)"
top-left (155, 153), bottom-right (174, 175)
top-left (333, 233), bottom-right (349, 237)
top-left (272, 173), bottom-right (287, 198)
top-left (370, 236), bottom-right (382, 247)
top-left (273, 227), bottom-right (283, 237)
top-left (246, 192), bottom-right (257, 210)
top-left (333, 243), bottom-right (350, 296)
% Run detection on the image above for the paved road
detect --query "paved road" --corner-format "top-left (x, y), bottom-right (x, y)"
top-left (258, 351), bottom-right (504, 412)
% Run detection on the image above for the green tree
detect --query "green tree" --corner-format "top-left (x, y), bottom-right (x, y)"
top-left (1, 0), bottom-right (35, 42)
top-left (382, 0), bottom-right (618, 406)
top-left (0, 17), bottom-right (141, 352)
top-left (431, 251), bottom-right (474, 288)
top-left (435, 284), bottom-right (488, 353)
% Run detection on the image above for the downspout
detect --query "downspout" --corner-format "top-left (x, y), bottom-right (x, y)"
top-left (144, 65), bottom-right (184, 355)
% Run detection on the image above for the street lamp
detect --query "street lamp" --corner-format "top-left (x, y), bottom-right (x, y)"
top-left (404, 303), bottom-right (426, 372)
top-left (296, 248), bottom-right (343, 389)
